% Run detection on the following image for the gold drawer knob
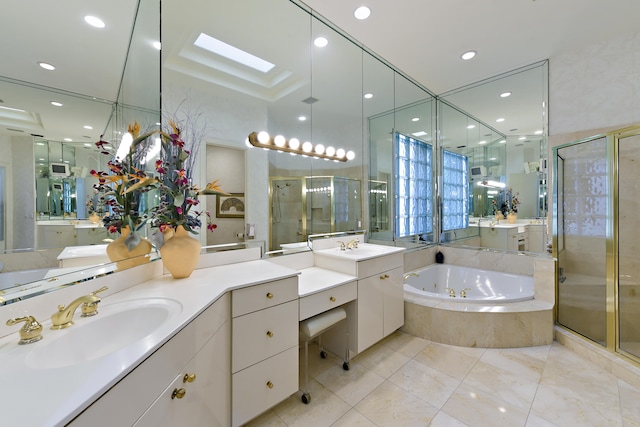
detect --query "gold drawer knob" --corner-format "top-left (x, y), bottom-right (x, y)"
top-left (330, 296), bottom-right (336, 302)
top-left (266, 292), bottom-right (273, 299)
top-left (266, 381), bottom-right (274, 389)
top-left (266, 330), bottom-right (274, 338)
top-left (171, 388), bottom-right (186, 400)
top-left (183, 373), bottom-right (196, 383)
top-left (380, 274), bottom-right (390, 280)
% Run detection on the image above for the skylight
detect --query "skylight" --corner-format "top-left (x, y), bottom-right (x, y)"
top-left (194, 33), bottom-right (275, 73)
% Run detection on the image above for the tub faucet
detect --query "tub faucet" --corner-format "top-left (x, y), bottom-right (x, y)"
top-left (403, 272), bottom-right (419, 282)
top-left (50, 286), bottom-right (108, 330)
top-left (445, 287), bottom-right (456, 297)
top-left (459, 288), bottom-right (471, 298)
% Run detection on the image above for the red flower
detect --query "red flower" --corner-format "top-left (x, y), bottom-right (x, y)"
top-left (207, 223), bottom-right (218, 231)
top-left (107, 225), bottom-right (118, 233)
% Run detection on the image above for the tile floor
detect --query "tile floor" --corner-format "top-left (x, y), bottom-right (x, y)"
top-left (247, 331), bottom-right (640, 427)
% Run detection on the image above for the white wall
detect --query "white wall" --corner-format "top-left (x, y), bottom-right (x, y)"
top-left (550, 31), bottom-right (640, 136)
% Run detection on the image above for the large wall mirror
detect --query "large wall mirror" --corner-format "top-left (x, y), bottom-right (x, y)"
top-left (0, 0), bottom-right (549, 305)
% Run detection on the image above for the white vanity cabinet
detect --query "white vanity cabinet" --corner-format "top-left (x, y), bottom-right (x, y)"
top-left (70, 294), bottom-right (231, 427)
top-left (314, 245), bottom-right (404, 355)
top-left (231, 276), bottom-right (299, 427)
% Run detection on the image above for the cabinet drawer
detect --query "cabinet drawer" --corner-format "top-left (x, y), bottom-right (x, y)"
top-left (299, 280), bottom-right (356, 321)
top-left (232, 300), bottom-right (298, 372)
top-left (232, 276), bottom-right (298, 317)
top-left (357, 252), bottom-right (403, 278)
top-left (232, 346), bottom-right (298, 427)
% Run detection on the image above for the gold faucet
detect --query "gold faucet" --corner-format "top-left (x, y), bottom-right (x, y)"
top-left (346, 238), bottom-right (359, 249)
top-left (6, 315), bottom-right (43, 344)
top-left (51, 286), bottom-right (108, 330)
top-left (459, 288), bottom-right (471, 298)
top-left (337, 240), bottom-right (346, 251)
top-left (403, 272), bottom-right (419, 282)
top-left (445, 287), bottom-right (456, 297)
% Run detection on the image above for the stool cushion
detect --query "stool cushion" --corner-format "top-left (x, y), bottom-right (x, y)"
top-left (300, 306), bottom-right (346, 339)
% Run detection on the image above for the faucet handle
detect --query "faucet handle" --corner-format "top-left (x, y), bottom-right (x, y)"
top-left (337, 241), bottom-right (346, 251)
top-left (81, 286), bottom-right (109, 317)
top-left (459, 288), bottom-right (471, 298)
top-left (445, 287), bottom-right (456, 297)
top-left (6, 315), bottom-right (43, 344)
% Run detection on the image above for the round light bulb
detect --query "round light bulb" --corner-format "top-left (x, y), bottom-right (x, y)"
top-left (346, 150), bottom-right (355, 160)
top-left (257, 131), bottom-right (270, 144)
top-left (354, 6), bottom-right (371, 20)
top-left (302, 141), bottom-right (313, 153)
top-left (288, 138), bottom-right (300, 150)
top-left (315, 144), bottom-right (325, 155)
top-left (336, 148), bottom-right (346, 158)
top-left (274, 135), bottom-right (286, 147)
top-left (314, 37), bottom-right (328, 48)
top-left (326, 146), bottom-right (335, 156)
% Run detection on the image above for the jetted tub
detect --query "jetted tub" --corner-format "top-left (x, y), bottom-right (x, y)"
top-left (403, 263), bottom-right (534, 303)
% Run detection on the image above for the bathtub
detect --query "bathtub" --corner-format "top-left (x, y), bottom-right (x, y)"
top-left (403, 264), bottom-right (534, 303)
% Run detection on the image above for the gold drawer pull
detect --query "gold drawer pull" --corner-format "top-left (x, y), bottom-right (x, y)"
top-left (380, 274), bottom-right (390, 280)
top-left (330, 296), bottom-right (336, 302)
top-left (183, 373), bottom-right (196, 383)
top-left (266, 292), bottom-right (273, 299)
top-left (266, 381), bottom-right (274, 389)
top-left (266, 330), bottom-right (274, 338)
top-left (171, 388), bottom-right (186, 399)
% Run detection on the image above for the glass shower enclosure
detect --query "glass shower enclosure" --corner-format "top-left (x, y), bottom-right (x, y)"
top-left (554, 125), bottom-right (640, 362)
top-left (269, 176), bottom-right (361, 252)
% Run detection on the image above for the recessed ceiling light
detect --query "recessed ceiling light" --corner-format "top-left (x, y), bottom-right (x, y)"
top-left (84, 15), bottom-right (105, 28)
top-left (411, 117), bottom-right (420, 122)
top-left (354, 6), bottom-right (371, 20)
top-left (499, 140), bottom-right (506, 144)
top-left (467, 124), bottom-right (475, 129)
top-left (64, 138), bottom-right (72, 142)
top-left (314, 37), bottom-right (328, 48)
top-left (534, 130), bottom-right (543, 135)
top-left (153, 41), bottom-right (161, 50)
top-left (38, 62), bottom-right (55, 71)
top-left (500, 91), bottom-right (512, 98)
top-left (50, 101), bottom-right (63, 107)
top-left (194, 32), bottom-right (275, 73)
top-left (460, 51), bottom-right (476, 60)
top-left (519, 136), bottom-right (526, 140)
top-left (478, 140), bottom-right (487, 145)
top-left (364, 93), bottom-right (373, 99)
top-left (298, 115), bottom-right (307, 121)
top-left (84, 143), bottom-right (92, 147)
top-left (83, 125), bottom-right (93, 130)
top-left (412, 131), bottom-right (428, 137)
top-left (496, 118), bottom-right (505, 123)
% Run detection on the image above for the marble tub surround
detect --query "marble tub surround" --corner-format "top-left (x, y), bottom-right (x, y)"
top-left (248, 330), bottom-right (640, 427)
top-left (400, 245), bottom-right (555, 347)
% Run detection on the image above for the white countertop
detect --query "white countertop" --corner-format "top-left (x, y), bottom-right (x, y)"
top-left (298, 267), bottom-right (357, 297)
top-left (313, 242), bottom-right (405, 261)
top-left (0, 260), bottom-right (298, 427)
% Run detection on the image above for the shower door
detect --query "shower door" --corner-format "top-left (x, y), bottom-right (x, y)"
top-left (555, 138), bottom-right (608, 345)
top-left (270, 178), bottom-right (304, 252)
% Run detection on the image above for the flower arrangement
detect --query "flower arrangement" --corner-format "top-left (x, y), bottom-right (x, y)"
top-left (507, 187), bottom-right (521, 213)
top-left (90, 122), bottom-right (158, 237)
top-left (149, 120), bottom-right (228, 235)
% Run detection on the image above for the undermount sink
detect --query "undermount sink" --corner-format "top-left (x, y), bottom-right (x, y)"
top-left (318, 243), bottom-right (400, 261)
top-left (26, 298), bottom-right (182, 369)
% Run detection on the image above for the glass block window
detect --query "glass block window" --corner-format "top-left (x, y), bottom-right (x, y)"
top-left (442, 149), bottom-right (468, 231)
top-left (394, 132), bottom-right (433, 238)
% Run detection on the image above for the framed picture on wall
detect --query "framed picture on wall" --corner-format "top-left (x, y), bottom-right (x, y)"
top-left (216, 193), bottom-right (245, 218)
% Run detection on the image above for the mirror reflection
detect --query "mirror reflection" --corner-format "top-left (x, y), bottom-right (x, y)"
top-left (0, 0), bottom-right (549, 305)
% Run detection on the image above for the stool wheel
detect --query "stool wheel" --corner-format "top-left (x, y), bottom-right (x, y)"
top-left (320, 351), bottom-right (327, 359)
top-left (343, 362), bottom-right (349, 371)
top-left (301, 393), bottom-right (311, 404)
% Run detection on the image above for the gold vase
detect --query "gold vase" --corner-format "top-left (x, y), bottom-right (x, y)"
top-left (507, 212), bottom-right (518, 224)
top-left (160, 226), bottom-right (201, 279)
top-left (106, 226), bottom-right (152, 271)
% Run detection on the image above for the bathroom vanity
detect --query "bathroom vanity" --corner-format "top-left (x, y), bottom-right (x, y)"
top-left (0, 241), bottom-right (404, 427)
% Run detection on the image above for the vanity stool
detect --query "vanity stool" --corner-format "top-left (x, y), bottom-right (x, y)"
top-left (299, 306), bottom-right (349, 404)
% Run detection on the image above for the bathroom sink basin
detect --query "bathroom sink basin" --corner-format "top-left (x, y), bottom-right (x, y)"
top-left (318, 243), bottom-right (400, 260)
top-left (26, 298), bottom-right (182, 369)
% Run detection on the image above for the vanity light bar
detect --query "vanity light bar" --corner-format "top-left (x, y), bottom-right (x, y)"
top-left (247, 131), bottom-right (352, 162)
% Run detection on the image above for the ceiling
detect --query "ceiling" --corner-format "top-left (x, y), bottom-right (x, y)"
top-left (303, 0), bottom-right (640, 95)
top-left (1, 0), bottom-right (639, 144)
